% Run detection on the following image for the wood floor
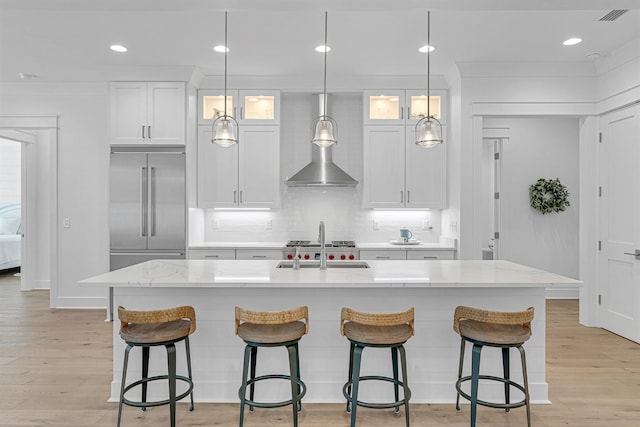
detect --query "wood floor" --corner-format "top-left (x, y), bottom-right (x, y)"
top-left (1, 270), bottom-right (639, 426)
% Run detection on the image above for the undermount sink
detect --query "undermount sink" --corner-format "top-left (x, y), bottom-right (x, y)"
top-left (277, 261), bottom-right (370, 269)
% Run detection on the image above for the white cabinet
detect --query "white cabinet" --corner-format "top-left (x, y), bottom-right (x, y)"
top-left (197, 126), bottom-right (280, 209)
top-left (235, 249), bottom-right (282, 260)
top-left (359, 249), bottom-right (406, 260)
top-left (360, 248), bottom-right (456, 260)
top-left (109, 82), bottom-right (185, 145)
top-left (188, 248), bottom-right (282, 260)
top-left (188, 249), bottom-right (235, 260)
top-left (198, 90), bottom-right (280, 125)
top-left (363, 125), bottom-right (446, 209)
top-left (406, 249), bottom-right (455, 260)
top-left (363, 89), bottom-right (446, 126)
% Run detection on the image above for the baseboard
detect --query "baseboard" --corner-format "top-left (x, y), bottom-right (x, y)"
top-left (50, 295), bottom-right (107, 309)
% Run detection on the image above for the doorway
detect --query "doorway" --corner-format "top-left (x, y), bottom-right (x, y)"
top-left (0, 137), bottom-right (23, 279)
top-left (481, 127), bottom-right (509, 261)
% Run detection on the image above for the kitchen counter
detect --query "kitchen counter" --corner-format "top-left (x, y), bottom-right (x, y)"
top-left (358, 241), bottom-right (456, 250)
top-left (189, 241), bottom-right (286, 249)
top-left (80, 260), bottom-right (580, 405)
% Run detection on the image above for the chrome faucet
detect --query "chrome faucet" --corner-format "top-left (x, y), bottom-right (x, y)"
top-left (318, 221), bottom-right (327, 270)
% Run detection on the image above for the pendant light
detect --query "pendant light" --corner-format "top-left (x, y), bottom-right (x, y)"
top-left (416, 11), bottom-right (443, 149)
top-left (212, 11), bottom-right (238, 148)
top-left (311, 11), bottom-right (337, 148)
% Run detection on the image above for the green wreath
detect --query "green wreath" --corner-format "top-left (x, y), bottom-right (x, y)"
top-left (529, 178), bottom-right (570, 214)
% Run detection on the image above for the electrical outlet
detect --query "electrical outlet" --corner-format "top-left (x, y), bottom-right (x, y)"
top-left (265, 219), bottom-right (272, 230)
top-left (449, 221), bottom-right (458, 233)
top-left (373, 220), bottom-right (380, 230)
top-left (213, 219), bottom-right (220, 229)
top-left (63, 217), bottom-right (70, 229)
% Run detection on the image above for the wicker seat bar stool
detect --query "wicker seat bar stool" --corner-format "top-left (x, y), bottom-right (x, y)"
top-left (340, 307), bottom-right (415, 427)
top-left (453, 306), bottom-right (534, 427)
top-left (235, 306), bottom-right (309, 427)
top-left (117, 305), bottom-right (196, 427)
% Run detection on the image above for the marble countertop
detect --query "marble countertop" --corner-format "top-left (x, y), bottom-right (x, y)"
top-left (80, 259), bottom-right (581, 289)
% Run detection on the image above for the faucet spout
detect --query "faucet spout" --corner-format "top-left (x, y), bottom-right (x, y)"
top-left (318, 221), bottom-right (327, 270)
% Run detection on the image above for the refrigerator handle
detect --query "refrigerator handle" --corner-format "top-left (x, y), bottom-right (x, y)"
top-left (140, 166), bottom-right (147, 236)
top-left (149, 166), bottom-right (156, 236)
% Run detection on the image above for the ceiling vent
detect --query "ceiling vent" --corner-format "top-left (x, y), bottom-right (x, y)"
top-left (598, 10), bottom-right (629, 21)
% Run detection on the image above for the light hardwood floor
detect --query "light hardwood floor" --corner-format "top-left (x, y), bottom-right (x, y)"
top-left (2, 270), bottom-right (639, 426)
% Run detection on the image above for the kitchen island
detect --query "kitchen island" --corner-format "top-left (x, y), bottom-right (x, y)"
top-left (80, 259), bottom-right (580, 404)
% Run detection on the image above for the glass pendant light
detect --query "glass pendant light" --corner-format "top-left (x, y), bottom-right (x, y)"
top-left (311, 11), bottom-right (337, 148)
top-left (416, 11), bottom-right (443, 149)
top-left (212, 11), bottom-right (238, 148)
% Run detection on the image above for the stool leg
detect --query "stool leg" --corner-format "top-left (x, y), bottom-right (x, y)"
top-left (502, 347), bottom-right (510, 412)
top-left (166, 343), bottom-right (177, 427)
top-left (346, 342), bottom-right (355, 413)
top-left (249, 346), bottom-right (257, 411)
top-left (391, 346), bottom-right (400, 413)
top-left (239, 345), bottom-right (252, 427)
top-left (295, 343), bottom-right (302, 412)
top-left (287, 344), bottom-right (300, 427)
top-left (185, 336), bottom-right (195, 411)
top-left (399, 345), bottom-right (410, 427)
top-left (141, 346), bottom-right (149, 411)
top-left (470, 343), bottom-right (482, 427)
top-left (455, 338), bottom-right (466, 412)
top-left (117, 344), bottom-right (132, 427)
top-left (349, 345), bottom-right (364, 427)
top-left (518, 345), bottom-right (532, 427)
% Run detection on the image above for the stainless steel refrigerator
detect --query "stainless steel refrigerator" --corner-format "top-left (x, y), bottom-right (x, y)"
top-left (109, 148), bottom-right (186, 271)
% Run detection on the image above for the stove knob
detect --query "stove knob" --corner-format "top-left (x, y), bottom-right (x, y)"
top-left (287, 254), bottom-right (293, 260)
top-left (304, 254), bottom-right (310, 260)
top-left (329, 254), bottom-right (335, 260)
top-left (349, 254), bottom-right (355, 260)
top-left (297, 254), bottom-right (302, 259)
top-left (340, 254), bottom-right (346, 260)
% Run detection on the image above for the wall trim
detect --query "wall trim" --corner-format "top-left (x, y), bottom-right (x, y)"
top-left (473, 102), bottom-right (596, 117)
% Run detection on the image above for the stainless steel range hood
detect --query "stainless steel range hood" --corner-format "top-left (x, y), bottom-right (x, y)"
top-left (286, 94), bottom-right (358, 187)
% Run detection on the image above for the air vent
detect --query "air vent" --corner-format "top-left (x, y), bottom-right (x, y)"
top-left (598, 10), bottom-right (628, 21)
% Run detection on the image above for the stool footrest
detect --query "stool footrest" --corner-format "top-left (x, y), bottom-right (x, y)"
top-left (239, 374), bottom-right (306, 409)
top-left (122, 374), bottom-right (194, 409)
top-left (343, 375), bottom-right (412, 410)
top-left (455, 375), bottom-right (527, 410)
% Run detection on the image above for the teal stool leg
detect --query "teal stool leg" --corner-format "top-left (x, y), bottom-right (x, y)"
top-left (249, 347), bottom-right (257, 411)
top-left (185, 337), bottom-right (194, 411)
top-left (117, 344), bottom-right (132, 427)
top-left (502, 347), bottom-right (510, 412)
top-left (470, 343), bottom-right (482, 427)
top-left (346, 342), bottom-right (355, 413)
top-left (239, 345), bottom-right (252, 427)
top-left (295, 343), bottom-right (302, 411)
top-left (287, 344), bottom-right (299, 427)
top-left (349, 345), bottom-right (364, 427)
top-left (518, 345), bottom-right (532, 427)
top-left (392, 346), bottom-right (400, 413)
top-left (166, 344), bottom-right (177, 427)
top-left (141, 346), bottom-right (149, 411)
top-left (455, 338), bottom-right (466, 411)
top-left (399, 345), bottom-right (410, 427)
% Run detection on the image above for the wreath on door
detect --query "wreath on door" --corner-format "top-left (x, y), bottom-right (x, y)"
top-left (529, 178), bottom-right (570, 214)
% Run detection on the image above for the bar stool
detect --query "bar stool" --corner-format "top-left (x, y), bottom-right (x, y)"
top-left (235, 306), bottom-right (309, 427)
top-left (453, 306), bottom-right (534, 427)
top-left (117, 305), bottom-right (196, 427)
top-left (340, 307), bottom-right (414, 427)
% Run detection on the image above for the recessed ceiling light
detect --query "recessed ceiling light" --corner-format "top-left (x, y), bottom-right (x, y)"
top-left (315, 45), bottom-right (331, 53)
top-left (418, 45), bottom-right (436, 53)
top-left (110, 44), bottom-right (127, 53)
top-left (563, 38), bottom-right (582, 46)
top-left (213, 45), bottom-right (229, 53)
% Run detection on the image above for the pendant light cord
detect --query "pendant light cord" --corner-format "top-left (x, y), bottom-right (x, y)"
top-left (427, 10), bottom-right (431, 119)
top-left (223, 11), bottom-right (228, 117)
top-left (323, 11), bottom-right (328, 118)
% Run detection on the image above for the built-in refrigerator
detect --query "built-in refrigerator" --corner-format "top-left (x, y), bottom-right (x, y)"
top-left (109, 147), bottom-right (186, 271)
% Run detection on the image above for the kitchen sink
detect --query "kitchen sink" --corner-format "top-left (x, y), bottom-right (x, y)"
top-left (276, 261), bottom-right (370, 269)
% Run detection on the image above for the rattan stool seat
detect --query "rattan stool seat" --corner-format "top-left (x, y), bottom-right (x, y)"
top-left (458, 319), bottom-right (531, 345)
top-left (343, 322), bottom-right (413, 345)
top-left (120, 319), bottom-right (191, 344)
top-left (237, 321), bottom-right (306, 344)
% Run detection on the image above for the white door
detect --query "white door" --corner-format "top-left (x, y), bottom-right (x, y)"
top-left (599, 104), bottom-right (640, 343)
top-left (238, 126), bottom-right (280, 208)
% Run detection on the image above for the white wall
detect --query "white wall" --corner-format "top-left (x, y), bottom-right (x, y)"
top-left (485, 117), bottom-right (579, 279)
top-left (0, 83), bottom-right (109, 307)
top-left (0, 138), bottom-right (20, 204)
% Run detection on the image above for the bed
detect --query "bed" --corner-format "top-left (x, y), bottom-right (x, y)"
top-left (0, 203), bottom-right (21, 271)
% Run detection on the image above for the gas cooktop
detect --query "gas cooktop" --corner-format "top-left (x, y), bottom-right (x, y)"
top-left (286, 240), bottom-right (356, 248)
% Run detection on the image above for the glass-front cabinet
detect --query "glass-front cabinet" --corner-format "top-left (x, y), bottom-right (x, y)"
top-left (363, 89), bottom-right (446, 126)
top-left (198, 90), bottom-right (280, 125)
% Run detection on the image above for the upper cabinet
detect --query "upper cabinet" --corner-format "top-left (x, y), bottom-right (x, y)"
top-left (198, 90), bottom-right (280, 125)
top-left (363, 89), bottom-right (447, 126)
top-left (109, 82), bottom-right (186, 145)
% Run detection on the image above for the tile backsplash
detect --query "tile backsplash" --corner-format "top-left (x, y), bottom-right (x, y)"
top-left (190, 187), bottom-right (442, 244)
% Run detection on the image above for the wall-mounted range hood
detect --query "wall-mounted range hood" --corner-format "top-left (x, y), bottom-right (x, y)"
top-left (285, 94), bottom-right (358, 187)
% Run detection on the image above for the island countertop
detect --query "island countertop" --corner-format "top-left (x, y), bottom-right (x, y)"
top-left (80, 259), bottom-right (581, 289)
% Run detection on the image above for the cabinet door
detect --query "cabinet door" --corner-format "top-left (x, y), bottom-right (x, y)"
top-left (406, 250), bottom-right (455, 260)
top-left (363, 91), bottom-right (406, 125)
top-left (197, 126), bottom-right (239, 208)
top-left (359, 250), bottom-right (406, 260)
top-left (404, 126), bottom-right (447, 209)
top-left (188, 249), bottom-right (235, 259)
top-left (363, 126), bottom-right (405, 208)
top-left (238, 90), bottom-right (280, 125)
top-left (405, 89), bottom-right (447, 125)
top-left (238, 126), bottom-right (280, 208)
top-left (147, 82), bottom-right (185, 145)
top-left (198, 89), bottom-right (237, 125)
top-left (236, 249), bottom-right (282, 260)
top-left (109, 82), bottom-right (147, 144)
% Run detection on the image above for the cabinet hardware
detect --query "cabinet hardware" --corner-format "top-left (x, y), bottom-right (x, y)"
top-left (149, 166), bottom-right (156, 236)
top-left (147, 126), bottom-right (151, 140)
top-left (240, 190), bottom-right (243, 204)
top-left (233, 190), bottom-right (237, 204)
top-left (400, 107), bottom-right (403, 120)
top-left (140, 167), bottom-right (146, 236)
top-left (407, 190), bottom-right (411, 203)
top-left (142, 125), bottom-right (146, 140)
top-left (400, 190), bottom-right (403, 203)
top-left (376, 256), bottom-right (391, 259)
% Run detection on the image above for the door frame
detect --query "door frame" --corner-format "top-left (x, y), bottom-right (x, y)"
top-left (0, 116), bottom-right (58, 300)
top-left (482, 127), bottom-right (509, 260)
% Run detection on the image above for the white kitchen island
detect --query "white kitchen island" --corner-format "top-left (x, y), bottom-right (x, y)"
top-left (80, 259), bottom-right (580, 405)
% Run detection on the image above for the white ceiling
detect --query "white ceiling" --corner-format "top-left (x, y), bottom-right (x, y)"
top-left (1, 0), bottom-right (639, 84)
